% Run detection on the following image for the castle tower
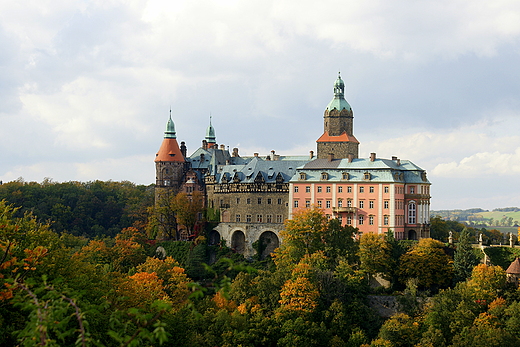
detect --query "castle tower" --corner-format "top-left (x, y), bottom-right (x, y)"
top-left (155, 112), bottom-right (186, 191)
top-left (316, 73), bottom-right (359, 159)
top-left (205, 116), bottom-right (217, 149)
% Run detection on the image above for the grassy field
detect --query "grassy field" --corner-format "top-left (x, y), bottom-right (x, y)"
top-left (479, 211), bottom-right (520, 222)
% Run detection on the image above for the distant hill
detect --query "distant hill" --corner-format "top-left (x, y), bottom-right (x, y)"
top-left (431, 207), bottom-right (520, 228)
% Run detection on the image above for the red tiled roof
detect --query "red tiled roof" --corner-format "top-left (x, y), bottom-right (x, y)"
top-left (316, 131), bottom-right (359, 143)
top-left (154, 138), bottom-right (185, 162)
top-left (506, 258), bottom-right (520, 274)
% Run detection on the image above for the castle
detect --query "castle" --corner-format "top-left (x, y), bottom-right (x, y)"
top-left (155, 74), bottom-right (431, 257)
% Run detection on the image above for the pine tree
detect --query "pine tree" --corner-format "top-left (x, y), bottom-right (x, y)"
top-left (453, 227), bottom-right (479, 283)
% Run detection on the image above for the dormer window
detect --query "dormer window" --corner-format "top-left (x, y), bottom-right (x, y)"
top-left (364, 172), bottom-right (371, 181)
top-left (321, 172), bottom-right (329, 180)
top-left (342, 172), bottom-right (349, 180)
top-left (299, 172), bottom-right (306, 180)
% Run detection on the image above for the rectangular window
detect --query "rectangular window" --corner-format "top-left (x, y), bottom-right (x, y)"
top-left (384, 215), bottom-right (389, 225)
top-left (369, 186), bottom-right (374, 193)
top-left (257, 214), bottom-right (263, 223)
top-left (337, 216), bottom-right (342, 223)
top-left (294, 186), bottom-right (299, 193)
top-left (338, 199), bottom-right (343, 207)
top-left (347, 199), bottom-right (352, 207)
top-left (276, 215), bottom-right (283, 223)
top-left (384, 200), bottom-right (389, 209)
top-left (306, 186), bottom-right (311, 193)
top-left (384, 186), bottom-right (389, 193)
top-left (347, 216), bottom-right (352, 225)
top-left (317, 186), bottom-right (322, 193)
top-left (317, 200), bottom-right (322, 208)
top-left (410, 186), bottom-right (415, 194)
top-left (267, 198), bottom-right (272, 205)
top-left (247, 198), bottom-right (251, 204)
top-left (359, 215), bottom-right (364, 225)
top-left (326, 200), bottom-right (331, 208)
top-left (305, 200), bottom-right (311, 208)
top-left (359, 186), bottom-right (364, 193)
top-left (338, 186), bottom-right (343, 193)
top-left (369, 200), bottom-right (374, 209)
top-left (235, 214), bottom-right (241, 222)
top-left (359, 200), bottom-right (364, 208)
top-left (326, 186), bottom-right (331, 193)
top-left (369, 216), bottom-right (374, 225)
top-left (236, 198), bottom-right (240, 204)
top-left (278, 198), bottom-right (282, 205)
top-left (294, 200), bottom-right (299, 208)
top-left (246, 214), bottom-right (252, 223)
top-left (266, 214), bottom-right (272, 223)
top-left (347, 186), bottom-right (352, 193)
top-left (258, 198), bottom-right (262, 204)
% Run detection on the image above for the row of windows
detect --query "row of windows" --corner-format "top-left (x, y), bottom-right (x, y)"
top-left (296, 199), bottom-right (391, 209)
top-left (235, 214), bottom-right (284, 223)
top-left (229, 198), bottom-right (284, 205)
top-left (294, 185), bottom-right (392, 194)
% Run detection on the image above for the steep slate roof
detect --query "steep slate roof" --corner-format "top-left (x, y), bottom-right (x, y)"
top-left (214, 156), bottom-right (310, 184)
top-left (292, 157), bottom-right (430, 184)
top-left (507, 258), bottom-right (520, 274)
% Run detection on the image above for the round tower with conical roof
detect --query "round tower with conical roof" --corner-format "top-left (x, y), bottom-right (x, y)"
top-left (316, 73), bottom-right (359, 159)
top-left (155, 112), bottom-right (186, 192)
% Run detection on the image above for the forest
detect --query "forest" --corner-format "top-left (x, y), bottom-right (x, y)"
top-left (2, 180), bottom-right (520, 346)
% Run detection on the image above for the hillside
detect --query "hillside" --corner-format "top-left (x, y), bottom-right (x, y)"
top-left (431, 207), bottom-right (520, 228)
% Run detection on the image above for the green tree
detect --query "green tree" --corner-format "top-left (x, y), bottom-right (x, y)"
top-left (453, 227), bottom-right (479, 283)
top-left (359, 233), bottom-right (394, 280)
top-left (398, 238), bottom-right (453, 289)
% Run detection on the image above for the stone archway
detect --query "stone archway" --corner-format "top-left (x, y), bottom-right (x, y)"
top-left (231, 230), bottom-right (246, 253)
top-left (209, 230), bottom-right (221, 245)
top-left (408, 229), bottom-right (417, 240)
top-left (258, 231), bottom-right (280, 259)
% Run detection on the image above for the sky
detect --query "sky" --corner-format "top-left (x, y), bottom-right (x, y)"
top-left (1, 0), bottom-right (520, 211)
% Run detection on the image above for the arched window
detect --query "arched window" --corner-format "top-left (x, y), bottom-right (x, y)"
top-left (408, 201), bottom-right (416, 224)
top-left (299, 172), bottom-right (306, 180)
top-left (321, 172), bottom-right (329, 180)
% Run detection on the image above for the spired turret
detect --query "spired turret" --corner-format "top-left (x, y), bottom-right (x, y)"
top-left (205, 116), bottom-right (217, 148)
top-left (155, 111), bottom-right (186, 190)
top-left (316, 73), bottom-right (359, 159)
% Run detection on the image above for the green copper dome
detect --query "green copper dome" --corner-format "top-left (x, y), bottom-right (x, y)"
top-left (205, 117), bottom-right (216, 143)
top-left (164, 113), bottom-right (176, 139)
top-left (326, 72), bottom-right (352, 111)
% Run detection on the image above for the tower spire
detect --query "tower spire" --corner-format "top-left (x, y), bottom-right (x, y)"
top-left (205, 114), bottom-right (216, 146)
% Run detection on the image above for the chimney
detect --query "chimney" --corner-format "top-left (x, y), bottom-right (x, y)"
top-left (370, 153), bottom-right (376, 162)
top-left (220, 144), bottom-right (225, 150)
top-left (232, 147), bottom-right (239, 157)
top-left (348, 154), bottom-right (354, 163)
top-left (254, 152), bottom-right (259, 157)
top-left (226, 160), bottom-right (230, 165)
top-left (266, 155), bottom-right (271, 161)
top-left (310, 150), bottom-right (314, 159)
top-left (202, 140), bottom-right (208, 150)
top-left (328, 153), bottom-right (334, 162)
top-left (392, 156), bottom-right (397, 161)
top-left (271, 150), bottom-right (276, 160)
top-left (180, 141), bottom-right (187, 158)
top-left (397, 159), bottom-right (401, 166)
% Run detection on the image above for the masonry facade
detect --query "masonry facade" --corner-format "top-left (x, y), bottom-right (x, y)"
top-left (154, 73), bottom-right (431, 257)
